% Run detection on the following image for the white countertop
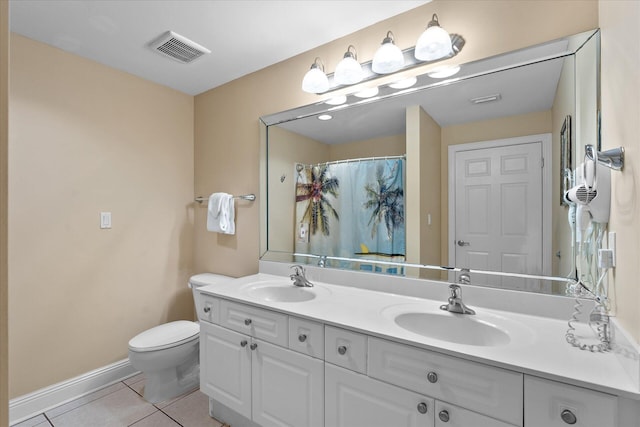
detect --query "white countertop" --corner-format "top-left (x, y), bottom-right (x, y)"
top-left (196, 272), bottom-right (640, 399)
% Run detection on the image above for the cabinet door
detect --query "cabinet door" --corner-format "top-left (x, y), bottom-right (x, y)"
top-left (326, 363), bottom-right (434, 427)
top-left (435, 401), bottom-right (517, 427)
top-left (200, 322), bottom-right (252, 419)
top-left (252, 340), bottom-right (324, 427)
top-left (524, 376), bottom-right (618, 427)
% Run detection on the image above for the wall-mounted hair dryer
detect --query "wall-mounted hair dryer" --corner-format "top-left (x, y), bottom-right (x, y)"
top-left (564, 147), bottom-right (611, 224)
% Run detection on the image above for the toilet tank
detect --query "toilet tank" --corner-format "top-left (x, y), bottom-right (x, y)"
top-left (189, 273), bottom-right (234, 321)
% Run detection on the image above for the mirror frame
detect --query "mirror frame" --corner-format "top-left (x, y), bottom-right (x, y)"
top-left (259, 29), bottom-right (601, 293)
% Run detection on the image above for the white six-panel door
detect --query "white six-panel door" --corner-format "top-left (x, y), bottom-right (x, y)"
top-left (449, 135), bottom-right (551, 291)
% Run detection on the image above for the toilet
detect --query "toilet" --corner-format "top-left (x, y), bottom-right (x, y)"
top-left (128, 273), bottom-right (233, 403)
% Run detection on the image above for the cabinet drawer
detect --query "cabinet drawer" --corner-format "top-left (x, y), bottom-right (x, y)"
top-left (435, 401), bottom-right (517, 427)
top-left (219, 300), bottom-right (288, 347)
top-left (524, 375), bottom-right (617, 427)
top-left (195, 292), bottom-right (220, 324)
top-left (326, 363), bottom-right (435, 427)
top-left (368, 337), bottom-right (523, 426)
top-left (289, 317), bottom-right (324, 359)
top-left (325, 326), bottom-right (367, 374)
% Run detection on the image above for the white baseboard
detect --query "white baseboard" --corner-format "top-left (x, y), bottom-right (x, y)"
top-left (9, 359), bottom-right (139, 425)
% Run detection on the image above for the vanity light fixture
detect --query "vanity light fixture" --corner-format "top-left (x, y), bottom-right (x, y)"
top-left (334, 45), bottom-right (364, 85)
top-left (372, 31), bottom-right (404, 74)
top-left (470, 93), bottom-right (502, 104)
top-left (302, 57), bottom-right (330, 94)
top-left (415, 14), bottom-right (453, 61)
top-left (389, 76), bottom-right (418, 89)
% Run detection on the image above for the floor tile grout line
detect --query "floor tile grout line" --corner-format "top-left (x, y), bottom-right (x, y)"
top-left (157, 407), bottom-right (185, 427)
top-left (126, 409), bottom-right (165, 427)
top-left (42, 412), bottom-right (54, 426)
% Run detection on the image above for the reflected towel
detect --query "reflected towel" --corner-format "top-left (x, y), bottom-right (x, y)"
top-left (207, 193), bottom-right (235, 234)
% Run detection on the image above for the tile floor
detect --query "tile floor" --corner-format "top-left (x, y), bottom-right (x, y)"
top-left (13, 374), bottom-right (228, 427)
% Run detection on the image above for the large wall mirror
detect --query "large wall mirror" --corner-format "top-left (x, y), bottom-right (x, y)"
top-left (260, 29), bottom-right (600, 296)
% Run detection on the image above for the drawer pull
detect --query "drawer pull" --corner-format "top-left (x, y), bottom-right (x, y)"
top-left (250, 343), bottom-right (258, 350)
top-left (203, 306), bottom-right (211, 313)
top-left (240, 340), bottom-right (248, 347)
top-left (427, 371), bottom-right (438, 383)
top-left (561, 409), bottom-right (577, 425)
top-left (244, 318), bottom-right (252, 326)
top-left (438, 410), bottom-right (450, 422)
top-left (416, 402), bottom-right (428, 414)
top-left (337, 345), bottom-right (348, 355)
top-left (298, 334), bottom-right (308, 342)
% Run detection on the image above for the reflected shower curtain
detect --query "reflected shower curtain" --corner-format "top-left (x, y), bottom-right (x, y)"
top-left (294, 158), bottom-right (405, 274)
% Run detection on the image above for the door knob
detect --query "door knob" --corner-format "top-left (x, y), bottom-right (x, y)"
top-left (337, 345), bottom-right (347, 355)
top-left (250, 343), bottom-right (258, 350)
top-left (439, 410), bottom-right (450, 422)
top-left (240, 340), bottom-right (248, 347)
top-left (244, 318), bottom-right (252, 326)
top-left (561, 409), bottom-right (577, 424)
top-left (457, 240), bottom-right (470, 247)
top-left (416, 402), bottom-right (428, 414)
top-left (298, 334), bottom-right (307, 342)
top-left (427, 371), bottom-right (438, 383)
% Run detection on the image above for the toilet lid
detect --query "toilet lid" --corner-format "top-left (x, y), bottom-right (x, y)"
top-left (128, 320), bottom-right (199, 352)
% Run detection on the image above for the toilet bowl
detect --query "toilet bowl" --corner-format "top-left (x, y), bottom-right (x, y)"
top-left (128, 273), bottom-right (233, 403)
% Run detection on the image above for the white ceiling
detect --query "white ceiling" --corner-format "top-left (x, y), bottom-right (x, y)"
top-left (9, 0), bottom-right (430, 95)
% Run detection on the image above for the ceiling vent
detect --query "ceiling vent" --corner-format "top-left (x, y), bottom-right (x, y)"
top-left (149, 31), bottom-right (211, 64)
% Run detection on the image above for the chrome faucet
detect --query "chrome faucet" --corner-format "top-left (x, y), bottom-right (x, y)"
top-left (440, 284), bottom-right (476, 315)
top-left (290, 265), bottom-right (314, 287)
top-left (458, 268), bottom-right (471, 285)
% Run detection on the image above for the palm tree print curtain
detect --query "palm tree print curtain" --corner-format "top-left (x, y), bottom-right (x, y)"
top-left (295, 158), bottom-right (405, 273)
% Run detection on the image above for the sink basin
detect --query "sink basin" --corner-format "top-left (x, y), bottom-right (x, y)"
top-left (241, 280), bottom-right (330, 303)
top-left (393, 311), bottom-right (510, 346)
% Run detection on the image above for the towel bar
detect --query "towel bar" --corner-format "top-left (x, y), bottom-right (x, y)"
top-left (195, 194), bottom-right (256, 203)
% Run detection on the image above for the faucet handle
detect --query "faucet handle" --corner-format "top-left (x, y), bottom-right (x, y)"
top-left (448, 284), bottom-right (462, 298)
top-left (290, 264), bottom-right (305, 276)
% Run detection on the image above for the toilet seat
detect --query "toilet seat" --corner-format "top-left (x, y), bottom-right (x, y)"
top-left (128, 320), bottom-right (199, 352)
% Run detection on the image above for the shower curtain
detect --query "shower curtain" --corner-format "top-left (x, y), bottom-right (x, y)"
top-left (294, 157), bottom-right (405, 274)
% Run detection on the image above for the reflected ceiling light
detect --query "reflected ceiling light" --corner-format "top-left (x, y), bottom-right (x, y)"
top-left (301, 57), bottom-right (329, 94)
top-left (318, 114), bottom-right (333, 121)
top-left (470, 94), bottom-right (502, 104)
top-left (325, 95), bottom-right (347, 105)
top-left (334, 45), bottom-right (363, 85)
top-left (389, 76), bottom-right (418, 89)
top-left (426, 64), bottom-right (460, 78)
top-left (353, 86), bottom-right (379, 98)
top-left (372, 31), bottom-right (404, 74)
top-left (415, 14), bottom-right (453, 61)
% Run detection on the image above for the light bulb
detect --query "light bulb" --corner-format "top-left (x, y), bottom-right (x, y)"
top-left (372, 31), bottom-right (404, 74)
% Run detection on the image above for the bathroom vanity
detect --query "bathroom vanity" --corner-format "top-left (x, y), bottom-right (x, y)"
top-left (193, 266), bottom-right (639, 427)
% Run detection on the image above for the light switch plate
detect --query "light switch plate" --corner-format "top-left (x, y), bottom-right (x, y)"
top-left (100, 212), bottom-right (112, 229)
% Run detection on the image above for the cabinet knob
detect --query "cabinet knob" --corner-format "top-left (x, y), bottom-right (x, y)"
top-left (244, 318), bottom-right (252, 326)
top-left (240, 340), bottom-right (248, 347)
top-left (561, 409), bottom-right (577, 425)
top-left (416, 402), bottom-right (428, 414)
top-left (203, 306), bottom-right (211, 313)
top-left (438, 410), bottom-right (450, 422)
top-left (250, 343), bottom-right (258, 351)
top-left (337, 345), bottom-right (348, 355)
top-left (427, 371), bottom-right (438, 383)
top-left (298, 334), bottom-right (307, 342)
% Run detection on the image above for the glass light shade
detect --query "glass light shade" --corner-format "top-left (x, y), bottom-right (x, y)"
top-left (415, 25), bottom-right (453, 61)
top-left (372, 40), bottom-right (404, 74)
top-left (302, 66), bottom-right (329, 93)
top-left (334, 56), bottom-right (363, 85)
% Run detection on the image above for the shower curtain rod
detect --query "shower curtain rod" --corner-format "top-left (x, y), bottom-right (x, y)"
top-left (297, 155), bottom-right (405, 170)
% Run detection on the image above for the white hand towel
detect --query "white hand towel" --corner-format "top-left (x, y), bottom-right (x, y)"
top-left (207, 193), bottom-right (235, 234)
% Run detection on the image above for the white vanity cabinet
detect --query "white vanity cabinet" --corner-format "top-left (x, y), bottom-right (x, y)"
top-left (199, 302), bottom-right (324, 427)
top-left (325, 363), bottom-right (435, 427)
top-left (524, 375), bottom-right (618, 427)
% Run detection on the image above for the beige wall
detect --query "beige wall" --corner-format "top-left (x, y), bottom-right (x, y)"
top-left (268, 126), bottom-right (330, 253)
top-left (599, 1), bottom-right (640, 344)
top-left (1, 1), bottom-right (8, 425)
top-left (194, 0), bottom-right (598, 277)
top-left (8, 35), bottom-right (195, 397)
top-left (328, 134), bottom-right (405, 161)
